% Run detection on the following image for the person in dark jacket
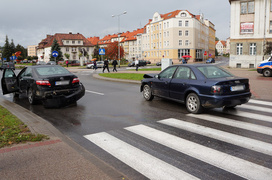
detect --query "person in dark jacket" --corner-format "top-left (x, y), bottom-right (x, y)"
top-left (103, 59), bottom-right (110, 73)
top-left (112, 59), bottom-right (118, 72)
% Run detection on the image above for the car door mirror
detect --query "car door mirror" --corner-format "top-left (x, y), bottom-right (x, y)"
top-left (155, 74), bottom-right (160, 79)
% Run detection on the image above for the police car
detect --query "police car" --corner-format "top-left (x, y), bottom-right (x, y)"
top-left (257, 56), bottom-right (272, 77)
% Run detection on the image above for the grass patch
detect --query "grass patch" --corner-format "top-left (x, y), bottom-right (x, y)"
top-left (0, 105), bottom-right (48, 148)
top-left (99, 73), bottom-right (145, 81)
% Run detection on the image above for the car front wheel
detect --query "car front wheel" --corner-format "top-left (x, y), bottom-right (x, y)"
top-left (186, 93), bottom-right (203, 114)
top-left (263, 69), bottom-right (272, 77)
top-left (143, 84), bottom-right (154, 101)
top-left (28, 88), bottom-right (37, 105)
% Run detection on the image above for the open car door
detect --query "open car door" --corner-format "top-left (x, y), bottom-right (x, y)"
top-left (1, 68), bottom-right (19, 95)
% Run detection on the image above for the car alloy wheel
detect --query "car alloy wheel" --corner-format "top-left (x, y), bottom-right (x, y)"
top-left (186, 93), bottom-right (203, 114)
top-left (28, 88), bottom-right (37, 105)
top-left (263, 69), bottom-right (272, 77)
top-left (143, 84), bottom-right (154, 101)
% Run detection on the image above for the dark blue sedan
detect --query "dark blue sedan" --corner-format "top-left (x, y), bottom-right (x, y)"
top-left (140, 64), bottom-right (251, 114)
top-left (206, 58), bottom-right (215, 63)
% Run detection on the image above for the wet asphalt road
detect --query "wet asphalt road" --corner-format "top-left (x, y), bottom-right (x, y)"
top-left (1, 64), bottom-right (272, 179)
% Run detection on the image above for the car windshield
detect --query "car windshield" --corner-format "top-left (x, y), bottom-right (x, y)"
top-left (197, 66), bottom-right (233, 79)
top-left (35, 66), bottom-right (71, 76)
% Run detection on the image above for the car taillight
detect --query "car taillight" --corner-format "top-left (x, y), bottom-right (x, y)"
top-left (36, 80), bottom-right (51, 86)
top-left (211, 85), bottom-right (222, 95)
top-left (72, 78), bottom-right (80, 84)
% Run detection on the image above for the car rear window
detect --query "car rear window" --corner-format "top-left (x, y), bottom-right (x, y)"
top-left (197, 66), bottom-right (233, 79)
top-left (35, 66), bottom-right (71, 76)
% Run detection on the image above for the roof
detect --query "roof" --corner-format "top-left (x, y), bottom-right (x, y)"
top-left (38, 33), bottom-right (94, 49)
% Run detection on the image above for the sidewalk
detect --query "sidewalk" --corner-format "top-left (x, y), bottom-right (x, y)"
top-left (0, 98), bottom-right (126, 180)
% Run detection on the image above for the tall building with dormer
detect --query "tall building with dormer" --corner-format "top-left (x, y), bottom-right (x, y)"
top-left (229, 0), bottom-right (272, 68)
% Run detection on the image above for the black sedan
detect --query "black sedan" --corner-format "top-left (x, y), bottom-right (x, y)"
top-left (1, 65), bottom-right (85, 108)
top-left (141, 64), bottom-right (251, 114)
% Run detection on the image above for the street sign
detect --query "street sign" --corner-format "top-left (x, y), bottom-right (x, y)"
top-left (52, 51), bottom-right (59, 57)
top-left (99, 49), bottom-right (105, 55)
top-left (204, 51), bottom-right (207, 56)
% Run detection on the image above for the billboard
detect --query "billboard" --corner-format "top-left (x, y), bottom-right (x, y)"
top-left (240, 22), bottom-right (254, 34)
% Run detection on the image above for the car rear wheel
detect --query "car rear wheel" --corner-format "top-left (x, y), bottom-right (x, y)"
top-left (263, 69), bottom-right (272, 77)
top-left (186, 93), bottom-right (203, 114)
top-left (28, 88), bottom-right (37, 105)
top-left (143, 84), bottom-right (154, 101)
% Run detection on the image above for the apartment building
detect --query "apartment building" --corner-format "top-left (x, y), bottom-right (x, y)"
top-left (142, 10), bottom-right (215, 63)
top-left (215, 40), bottom-right (227, 55)
top-left (27, 45), bottom-right (38, 57)
top-left (37, 32), bottom-right (94, 62)
top-left (229, 0), bottom-right (272, 68)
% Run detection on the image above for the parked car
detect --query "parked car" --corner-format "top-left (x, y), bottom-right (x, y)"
top-left (1, 65), bottom-right (85, 108)
top-left (141, 64), bottom-right (251, 114)
top-left (87, 61), bottom-right (104, 69)
top-left (46, 61), bottom-right (57, 65)
top-left (128, 60), bottom-right (147, 67)
top-left (36, 61), bottom-right (47, 65)
top-left (206, 58), bottom-right (215, 63)
top-left (70, 60), bottom-right (80, 66)
top-left (156, 62), bottom-right (161, 66)
top-left (0, 61), bottom-right (15, 70)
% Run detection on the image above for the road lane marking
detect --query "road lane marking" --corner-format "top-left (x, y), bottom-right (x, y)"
top-left (85, 90), bottom-right (104, 96)
top-left (159, 118), bottom-right (272, 156)
top-left (84, 132), bottom-right (199, 180)
top-left (240, 104), bottom-right (272, 113)
top-left (187, 114), bottom-right (272, 136)
top-left (125, 125), bottom-right (272, 180)
top-left (249, 99), bottom-right (272, 106)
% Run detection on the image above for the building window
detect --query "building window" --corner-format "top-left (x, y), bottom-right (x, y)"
top-left (78, 41), bottom-right (81, 44)
top-left (72, 41), bottom-right (75, 44)
top-left (167, 31), bottom-right (169, 37)
top-left (185, 21), bottom-right (189, 27)
top-left (241, 1), bottom-right (254, 14)
top-left (185, 30), bottom-right (189, 36)
top-left (66, 40), bottom-right (69, 44)
top-left (237, 43), bottom-right (243, 55)
top-left (185, 40), bottom-right (189, 46)
top-left (66, 47), bottom-right (69, 52)
top-left (179, 30), bottom-right (182, 36)
top-left (249, 43), bottom-right (256, 55)
top-left (179, 40), bottom-right (182, 46)
top-left (179, 20), bottom-right (182, 26)
top-left (181, 13), bottom-right (186, 17)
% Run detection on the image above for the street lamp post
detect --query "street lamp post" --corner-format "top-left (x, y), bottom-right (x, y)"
top-left (112, 11), bottom-right (127, 68)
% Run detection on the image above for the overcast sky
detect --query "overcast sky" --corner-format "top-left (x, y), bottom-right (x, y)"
top-left (0, 0), bottom-right (230, 47)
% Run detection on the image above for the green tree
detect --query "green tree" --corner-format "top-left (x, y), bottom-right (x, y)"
top-left (215, 37), bottom-right (219, 41)
top-left (10, 39), bottom-right (16, 55)
top-left (15, 44), bottom-right (27, 59)
top-left (264, 41), bottom-right (272, 55)
top-left (2, 35), bottom-right (12, 60)
top-left (215, 48), bottom-right (219, 57)
top-left (92, 43), bottom-right (101, 60)
top-left (50, 39), bottom-right (63, 62)
top-left (64, 53), bottom-right (70, 60)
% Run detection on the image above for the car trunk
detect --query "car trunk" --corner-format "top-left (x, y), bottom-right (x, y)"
top-left (215, 78), bottom-right (250, 95)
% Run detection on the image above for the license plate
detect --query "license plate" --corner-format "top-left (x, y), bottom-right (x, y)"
top-left (55, 80), bottom-right (69, 86)
top-left (230, 85), bottom-right (244, 91)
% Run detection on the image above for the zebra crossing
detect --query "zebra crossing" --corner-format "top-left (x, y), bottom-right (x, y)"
top-left (84, 99), bottom-right (272, 180)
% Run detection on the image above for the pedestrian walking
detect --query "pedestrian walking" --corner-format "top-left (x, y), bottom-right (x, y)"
top-left (112, 59), bottom-right (118, 72)
top-left (93, 60), bottom-right (97, 70)
top-left (66, 60), bottom-right (68, 67)
top-left (135, 59), bottom-right (139, 71)
top-left (103, 59), bottom-right (110, 73)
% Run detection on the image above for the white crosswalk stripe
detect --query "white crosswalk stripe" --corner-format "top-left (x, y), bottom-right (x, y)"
top-left (84, 99), bottom-right (272, 180)
top-left (159, 118), bottom-right (272, 156)
top-left (84, 132), bottom-right (199, 180)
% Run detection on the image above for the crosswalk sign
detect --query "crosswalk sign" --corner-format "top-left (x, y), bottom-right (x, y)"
top-left (99, 49), bottom-right (105, 55)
